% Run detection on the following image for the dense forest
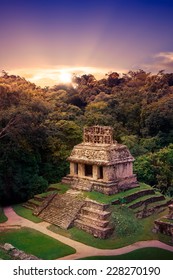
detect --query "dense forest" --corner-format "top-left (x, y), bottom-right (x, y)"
top-left (0, 69), bottom-right (173, 205)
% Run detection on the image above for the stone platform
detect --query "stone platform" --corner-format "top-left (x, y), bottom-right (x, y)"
top-left (74, 199), bottom-right (114, 239)
top-left (62, 175), bottom-right (138, 195)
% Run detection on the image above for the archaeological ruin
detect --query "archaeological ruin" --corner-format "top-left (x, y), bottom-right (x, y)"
top-left (32, 126), bottom-right (141, 239)
top-left (24, 125), bottom-right (173, 239)
top-left (154, 204), bottom-right (173, 236)
top-left (62, 125), bottom-right (139, 194)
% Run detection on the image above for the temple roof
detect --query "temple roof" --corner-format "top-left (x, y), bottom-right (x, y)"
top-left (68, 142), bottom-right (134, 166)
top-left (68, 126), bottom-right (134, 165)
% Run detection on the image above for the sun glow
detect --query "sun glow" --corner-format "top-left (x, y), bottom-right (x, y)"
top-left (59, 71), bottom-right (72, 84)
top-left (8, 66), bottom-right (121, 87)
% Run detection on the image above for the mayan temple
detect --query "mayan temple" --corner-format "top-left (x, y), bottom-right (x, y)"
top-left (32, 126), bottom-right (141, 239)
top-left (62, 125), bottom-right (139, 194)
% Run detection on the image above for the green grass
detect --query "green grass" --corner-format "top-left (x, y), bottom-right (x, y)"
top-left (0, 207), bottom-right (8, 223)
top-left (84, 182), bottom-right (152, 204)
top-left (80, 247), bottom-right (173, 260)
top-left (111, 205), bottom-right (141, 236)
top-left (48, 183), bottom-right (70, 193)
top-left (48, 208), bottom-right (172, 249)
top-left (35, 191), bottom-right (56, 198)
top-left (12, 204), bottom-right (42, 223)
top-left (0, 227), bottom-right (75, 259)
top-left (28, 199), bottom-right (42, 206)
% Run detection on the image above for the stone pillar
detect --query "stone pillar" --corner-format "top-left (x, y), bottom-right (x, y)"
top-left (127, 162), bottom-right (133, 176)
top-left (70, 162), bottom-right (74, 176)
top-left (103, 166), bottom-right (110, 181)
top-left (78, 163), bottom-right (85, 177)
top-left (93, 165), bottom-right (98, 180)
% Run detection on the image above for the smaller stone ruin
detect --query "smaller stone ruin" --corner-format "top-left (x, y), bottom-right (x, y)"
top-left (168, 204), bottom-right (173, 219)
top-left (0, 243), bottom-right (40, 260)
top-left (154, 204), bottom-right (173, 236)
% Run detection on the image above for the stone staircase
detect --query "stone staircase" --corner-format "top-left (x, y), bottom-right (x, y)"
top-left (74, 199), bottom-right (114, 239)
top-left (23, 201), bottom-right (36, 211)
top-left (23, 193), bottom-right (52, 211)
top-left (37, 192), bottom-right (85, 229)
top-left (108, 186), bottom-right (170, 218)
top-left (71, 178), bottom-right (93, 192)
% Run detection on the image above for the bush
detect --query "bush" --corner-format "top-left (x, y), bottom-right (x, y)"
top-left (111, 206), bottom-right (141, 237)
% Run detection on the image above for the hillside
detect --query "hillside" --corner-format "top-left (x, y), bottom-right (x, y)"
top-left (0, 70), bottom-right (173, 204)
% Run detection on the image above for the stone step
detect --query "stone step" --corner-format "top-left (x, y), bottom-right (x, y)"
top-left (81, 207), bottom-right (111, 220)
top-left (128, 195), bottom-right (165, 209)
top-left (39, 211), bottom-right (70, 228)
top-left (71, 184), bottom-right (91, 192)
top-left (33, 193), bottom-right (57, 216)
top-left (37, 193), bottom-right (85, 229)
top-left (112, 189), bottom-right (155, 205)
top-left (71, 179), bottom-right (93, 192)
top-left (85, 199), bottom-right (109, 211)
top-left (33, 195), bottom-right (45, 202)
top-left (74, 219), bottom-right (114, 239)
top-left (39, 212), bottom-right (75, 228)
top-left (123, 189), bottom-right (155, 204)
top-left (61, 176), bottom-right (73, 185)
top-left (77, 214), bottom-right (109, 228)
top-left (134, 199), bottom-right (171, 218)
top-left (135, 199), bottom-right (170, 213)
top-left (93, 185), bottom-right (118, 195)
top-left (23, 203), bottom-right (35, 210)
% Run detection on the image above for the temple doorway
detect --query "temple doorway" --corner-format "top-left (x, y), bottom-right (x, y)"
top-left (85, 164), bottom-right (93, 177)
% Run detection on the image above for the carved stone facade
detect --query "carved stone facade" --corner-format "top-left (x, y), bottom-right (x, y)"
top-left (62, 125), bottom-right (138, 194)
top-left (83, 126), bottom-right (114, 144)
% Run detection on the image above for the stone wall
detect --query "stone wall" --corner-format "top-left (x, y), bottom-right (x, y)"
top-left (0, 243), bottom-right (40, 260)
top-left (154, 220), bottom-right (173, 236)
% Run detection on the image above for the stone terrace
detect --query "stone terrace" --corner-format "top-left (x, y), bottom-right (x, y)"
top-left (74, 199), bottom-right (114, 239)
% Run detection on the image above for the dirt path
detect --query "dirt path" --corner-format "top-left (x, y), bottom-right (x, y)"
top-left (1, 206), bottom-right (173, 260)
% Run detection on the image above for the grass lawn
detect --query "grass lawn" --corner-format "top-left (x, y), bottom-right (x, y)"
top-left (80, 247), bottom-right (173, 260)
top-left (0, 207), bottom-right (8, 223)
top-left (0, 227), bottom-right (76, 259)
top-left (48, 208), bottom-right (172, 250)
top-left (12, 204), bottom-right (42, 223)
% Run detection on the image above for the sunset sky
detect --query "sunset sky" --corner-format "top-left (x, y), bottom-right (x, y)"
top-left (1, 0), bottom-right (173, 86)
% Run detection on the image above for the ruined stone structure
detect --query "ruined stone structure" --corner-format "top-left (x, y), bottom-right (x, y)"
top-left (154, 204), bottom-right (173, 236)
top-left (168, 204), bottom-right (173, 219)
top-left (62, 125), bottom-right (138, 194)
